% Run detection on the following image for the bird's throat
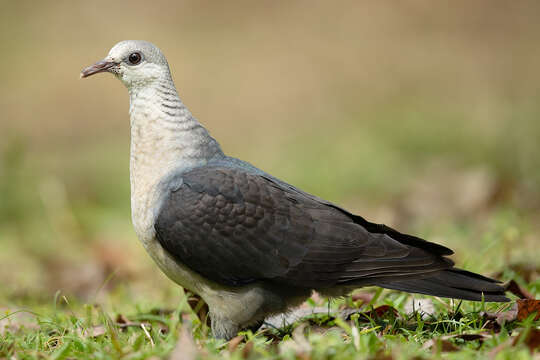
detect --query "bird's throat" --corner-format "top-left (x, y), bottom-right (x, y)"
top-left (128, 80), bottom-right (223, 240)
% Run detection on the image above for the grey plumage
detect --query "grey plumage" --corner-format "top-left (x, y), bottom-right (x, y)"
top-left (82, 40), bottom-right (509, 340)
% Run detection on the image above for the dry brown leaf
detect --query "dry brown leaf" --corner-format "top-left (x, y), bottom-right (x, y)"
top-left (351, 292), bottom-right (374, 304)
top-left (372, 305), bottom-right (399, 318)
top-left (455, 333), bottom-right (491, 341)
top-left (309, 325), bottom-right (342, 336)
top-left (439, 340), bottom-right (459, 352)
top-left (370, 350), bottom-right (394, 360)
top-left (480, 318), bottom-right (501, 333)
top-left (505, 280), bottom-right (535, 300)
top-left (441, 333), bottom-right (492, 344)
top-left (158, 323), bottom-right (170, 335)
top-left (523, 328), bottom-right (540, 352)
top-left (497, 307), bottom-right (518, 324)
top-left (359, 305), bottom-right (399, 320)
top-left (342, 305), bottom-right (399, 322)
top-left (228, 335), bottom-right (245, 352)
top-left (262, 332), bottom-right (283, 345)
top-left (339, 305), bottom-right (401, 331)
top-left (242, 341), bottom-right (254, 359)
top-left (484, 303), bottom-right (519, 325)
top-left (113, 314), bottom-right (158, 337)
top-left (116, 313), bottom-right (129, 325)
top-left (80, 325), bottom-right (106, 338)
top-left (517, 299), bottom-right (540, 321)
top-left (170, 325), bottom-right (198, 360)
top-left (149, 308), bottom-right (175, 316)
top-left (422, 338), bottom-right (459, 353)
top-left (512, 328), bottom-right (540, 353)
top-left (115, 314), bottom-right (139, 329)
top-left (423, 333), bottom-right (492, 354)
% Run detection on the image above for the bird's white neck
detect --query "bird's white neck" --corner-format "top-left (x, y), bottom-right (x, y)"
top-left (128, 77), bottom-right (223, 239)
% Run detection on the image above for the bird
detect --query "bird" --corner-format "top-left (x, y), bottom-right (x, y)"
top-left (81, 40), bottom-right (509, 340)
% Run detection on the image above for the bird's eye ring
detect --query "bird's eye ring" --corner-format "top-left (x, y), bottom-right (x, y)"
top-left (128, 52), bottom-right (142, 65)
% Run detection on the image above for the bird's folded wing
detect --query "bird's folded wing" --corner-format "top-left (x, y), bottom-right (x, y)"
top-left (154, 165), bottom-right (453, 288)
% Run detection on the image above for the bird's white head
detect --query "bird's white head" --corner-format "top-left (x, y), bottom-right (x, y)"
top-left (81, 40), bottom-right (171, 90)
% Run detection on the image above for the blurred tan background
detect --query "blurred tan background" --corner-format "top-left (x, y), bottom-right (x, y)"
top-left (1, 1), bottom-right (539, 305)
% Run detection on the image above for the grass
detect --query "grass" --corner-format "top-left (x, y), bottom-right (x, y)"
top-left (1, 283), bottom-right (539, 359)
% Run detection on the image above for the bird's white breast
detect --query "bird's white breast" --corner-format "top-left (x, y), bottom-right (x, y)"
top-left (126, 81), bottom-right (264, 321)
top-left (128, 92), bottom-right (199, 290)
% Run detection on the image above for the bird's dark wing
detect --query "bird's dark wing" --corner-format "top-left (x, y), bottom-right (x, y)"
top-left (154, 165), bottom-right (454, 288)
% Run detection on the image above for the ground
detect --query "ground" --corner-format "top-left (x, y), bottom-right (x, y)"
top-left (1, 279), bottom-right (539, 359)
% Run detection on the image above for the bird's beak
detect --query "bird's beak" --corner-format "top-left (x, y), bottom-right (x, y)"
top-left (80, 59), bottom-right (116, 78)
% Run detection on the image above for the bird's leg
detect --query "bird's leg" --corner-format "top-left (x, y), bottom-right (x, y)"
top-left (210, 316), bottom-right (265, 339)
top-left (209, 312), bottom-right (241, 340)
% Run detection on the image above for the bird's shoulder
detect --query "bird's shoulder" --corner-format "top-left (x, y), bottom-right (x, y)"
top-left (161, 157), bottom-right (340, 214)
top-left (154, 160), bottom-right (320, 285)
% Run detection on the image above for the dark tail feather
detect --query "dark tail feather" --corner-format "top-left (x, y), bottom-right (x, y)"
top-left (375, 268), bottom-right (509, 302)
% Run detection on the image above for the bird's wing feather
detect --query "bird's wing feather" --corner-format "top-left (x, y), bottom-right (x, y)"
top-left (154, 165), bottom-right (453, 287)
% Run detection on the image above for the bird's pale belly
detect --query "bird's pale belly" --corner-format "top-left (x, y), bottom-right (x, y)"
top-left (141, 234), bottom-right (204, 294)
top-left (130, 196), bottom-right (201, 294)
top-left (140, 234), bottom-right (275, 326)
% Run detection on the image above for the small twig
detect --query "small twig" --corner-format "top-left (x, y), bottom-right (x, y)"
top-left (140, 323), bottom-right (154, 347)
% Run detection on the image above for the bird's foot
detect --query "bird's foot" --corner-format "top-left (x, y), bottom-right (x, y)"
top-left (210, 314), bottom-right (241, 340)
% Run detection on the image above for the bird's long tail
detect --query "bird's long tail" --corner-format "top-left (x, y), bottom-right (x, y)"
top-left (375, 268), bottom-right (509, 302)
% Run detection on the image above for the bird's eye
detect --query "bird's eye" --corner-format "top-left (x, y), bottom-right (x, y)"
top-left (128, 52), bottom-right (142, 65)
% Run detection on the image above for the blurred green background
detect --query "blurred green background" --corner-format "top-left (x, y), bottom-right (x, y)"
top-left (1, 1), bottom-right (539, 306)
